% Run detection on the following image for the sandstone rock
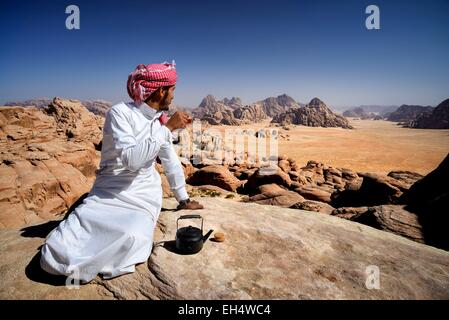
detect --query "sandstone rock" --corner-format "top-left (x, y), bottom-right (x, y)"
top-left (3, 197), bottom-right (448, 299)
top-left (278, 159), bottom-right (291, 173)
top-left (294, 185), bottom-right (332, 203)
top-left (0, 99), bottom-right (103, 228)
top-left (0, 227), bottom-right (114, 299)
top-left (387, 105), bottom-right (433, 123)
top-left (186, 165), bottom-right (242, 192)
top-left (402, 153), bottom-right (449, 250)
top-left (233, 104), bottom-right (267, 123)
top-left (245, 166), bottom-right (292, 193)
top-left (43, 97), bottom-right (103, 147)
top-left (4, 98), bottom-right (112, 116)
top-left (332, 172), bottom-right (403, 208)
top-left (272, 98), bottom-right (353, 129)
top-left (387, 171), bottom-right (423, 190)
top-left (290, 200), bottom-right (335, 214)
top-left (191, 95), bottom-right (240, 126)
top-left (87, 198), bottom-right (449, 299)
top-left (248, 184), bottom-right (305, 208)
top-left (409, 98), bottom-right (449, 129)
top-left (331, 207), bottom-right (370, 220)
top-left (351, 205), bottom-right (425, 244)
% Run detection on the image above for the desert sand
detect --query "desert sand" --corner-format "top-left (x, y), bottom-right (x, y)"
top-left (212, 118), bottom-right (449, 175)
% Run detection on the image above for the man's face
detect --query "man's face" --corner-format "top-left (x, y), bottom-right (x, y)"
top-left (159, 86), bottom-right (175, 111)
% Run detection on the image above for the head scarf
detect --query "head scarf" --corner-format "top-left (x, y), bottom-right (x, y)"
top-left (127, 61), bottom-right (177, 105)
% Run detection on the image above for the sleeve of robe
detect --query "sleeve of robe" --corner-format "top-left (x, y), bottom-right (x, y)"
top-left (108, 107), bottom-right (189, 202)
top-left (157, 130), bottom-right (190, 202)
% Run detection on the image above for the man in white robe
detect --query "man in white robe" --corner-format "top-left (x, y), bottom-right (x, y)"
top-left (40, 61), bottom-right (203, 283)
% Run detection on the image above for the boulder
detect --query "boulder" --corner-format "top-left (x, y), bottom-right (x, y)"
top-left (186, 165), bottom-right (242, 192)
top-left (331, 172), bottom-right (403, 208)
top-left (351, 205), bottom-right (425, 244)
top-left (248, 184), bottom-right (305, 208)
top-left (294, 185), bottom-right (332, 203)
top-left (245, 166), bottom-right (292, 193)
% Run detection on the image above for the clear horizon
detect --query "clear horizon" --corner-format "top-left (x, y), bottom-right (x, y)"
top-left (1, 0), bottom-right (448, 108)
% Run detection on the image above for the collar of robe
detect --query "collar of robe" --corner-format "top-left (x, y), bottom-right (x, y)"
top-left (135, 102), bottom-right (162, 121)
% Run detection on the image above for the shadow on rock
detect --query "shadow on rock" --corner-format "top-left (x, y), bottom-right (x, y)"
top-left (20, 220), bottom-right (60, 238)
top-left (152, 229), bottom-right (214, 255)
top-left (25, 248), bottom-right (67, 286)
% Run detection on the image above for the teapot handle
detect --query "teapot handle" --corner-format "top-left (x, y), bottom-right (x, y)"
top-left (176, 214), bottom-right (203, 232)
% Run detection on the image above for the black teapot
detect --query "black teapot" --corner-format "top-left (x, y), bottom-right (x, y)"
top-left (175, 215), bottom-right (204, 254)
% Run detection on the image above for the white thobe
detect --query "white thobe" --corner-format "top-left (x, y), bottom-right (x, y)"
top-left (40, 101), bottom-right (188, 282)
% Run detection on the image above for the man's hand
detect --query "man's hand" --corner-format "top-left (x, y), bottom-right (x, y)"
top-left (165, 112), bottom-right (192, 132)
top-left (176, 199), bottom-right (204, 211)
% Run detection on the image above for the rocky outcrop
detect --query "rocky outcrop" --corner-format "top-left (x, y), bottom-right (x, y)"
top-left (272, 98), bottom-right (353, 129)
top-left (386, 105), bottom-right (433, 123)
top-left (251, 94), bottom-right (301, 117)
top-left (0, 98), bottom-right (104, 228)
top-left (4, 98), bottom-right (112, 116)
top-left (332, 205), bottom-right (425, 244)
top-left (2, 197), bottom-right (449, 299)
top-left (402, 153), bottom-right (449, 250)
top-left (245, 166), bottom-right (292, 192)
top-left (192, 94), bottom-right (302, 125)
top-left (186, 165), bottom-right (242, 192)
top-left (222, 97), bottom-right (243, 109)
top-left (233, 104), bottom-right (267, 123)
top-left (248, 183), bottom-right (305, 207)
top-left (408, 99), bottom-right (449, 129)
top-left (332, 171), bottom-right (422, 207)
top-left (192, 95), bottom-right (240, 125)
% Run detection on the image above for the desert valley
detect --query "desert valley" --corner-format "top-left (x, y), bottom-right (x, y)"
top-left (1, 95), bottom-right (448, 299)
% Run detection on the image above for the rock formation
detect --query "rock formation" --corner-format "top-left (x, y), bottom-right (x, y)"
top-left (408, 99), bottom-right (449, 129)
top-left (191, 95), bottom-right (240, 125)
top-left (4, 99), bottom-right (112, 116)
top-left (2, 197), bottom-right (449, 299)
top-left (0, 98), bottom-right (104, 228)
top-left (386, 104), bottom-right (433, 123)
top-left (192, 94), bottom-right (302, 125)
top-left (401, 153), bottom-right (449, 250)
top-left (272, 98), bottom-right (353, 129)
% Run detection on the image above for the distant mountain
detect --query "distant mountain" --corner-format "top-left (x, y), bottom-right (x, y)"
top-left (338, 105), bottom-right (398, 116)
top-left (252, 94), bottom-right (302, 117)
top-left (342, 107), bottom-right (377, 119)
top-left (192, 95), bottom-right (240, 125)
top-left (191, 94), bottom-right (302, 125)
top-left (222, 97), bottom-right (243, 109)
top-left (4, 98), bottom-right (53, 109)
top-left (4, 98), bottom-right (112, 116)
top-left (271, 98), bottom-right (353, 129)
top-left (409, 99), bottom-right (449, 129)
top-left (387, 105), bottom-right (433, 123)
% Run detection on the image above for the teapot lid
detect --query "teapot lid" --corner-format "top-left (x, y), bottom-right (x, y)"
top-left (177, 226), bottom-right (203, 242)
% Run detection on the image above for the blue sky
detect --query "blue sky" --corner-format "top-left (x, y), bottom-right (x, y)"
top-left (0, 0), bottom-right (448, 108)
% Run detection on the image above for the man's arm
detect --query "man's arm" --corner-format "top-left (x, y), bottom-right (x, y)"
top-left (158, 131), bottom-right (189, 202)
top-left (107, 108), bottom-right (165, 172)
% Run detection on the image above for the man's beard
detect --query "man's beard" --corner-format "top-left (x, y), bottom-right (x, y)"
top-left (159, 91), bottom-right (171, 111)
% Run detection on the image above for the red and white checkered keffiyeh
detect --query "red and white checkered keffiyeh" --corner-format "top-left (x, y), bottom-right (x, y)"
top-left (127, 61), bottom-right (177, 105)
